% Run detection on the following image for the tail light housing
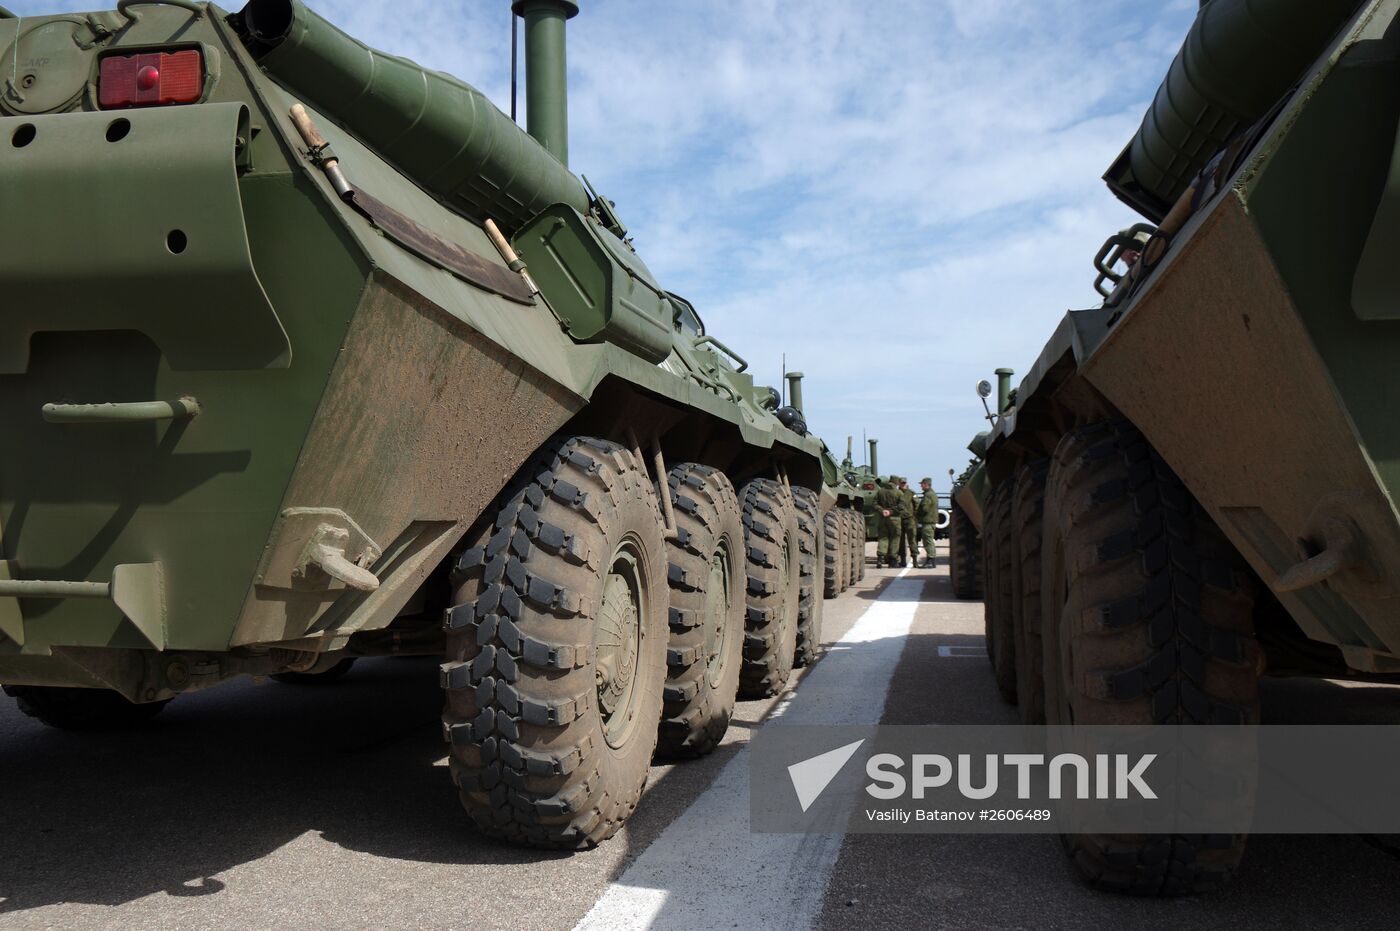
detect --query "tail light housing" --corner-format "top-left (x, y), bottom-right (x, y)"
top-left (99, 50), bottom-right (204, 108)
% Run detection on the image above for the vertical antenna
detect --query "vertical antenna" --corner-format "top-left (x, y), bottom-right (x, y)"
top-left (781, 353), bottom-right (786, 407)
top-left (862, 429), bottom-right (867, 467)
top-left (510, 10), bottom-right (519, 122)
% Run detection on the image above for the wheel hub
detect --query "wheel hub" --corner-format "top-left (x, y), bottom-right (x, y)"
top-left (595, 548), bottom-right (643, 746)
top-left (704, 544), bottom-right (731, 685)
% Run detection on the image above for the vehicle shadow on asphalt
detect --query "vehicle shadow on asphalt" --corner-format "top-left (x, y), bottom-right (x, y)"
top-left (0, 656), bottom-right (770, 912)
top-left (851, 564), bottom-right (965, 604)
top-left (827, 621), bottom-right (1400, 928)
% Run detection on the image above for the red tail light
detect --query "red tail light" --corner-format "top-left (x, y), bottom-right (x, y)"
top-left (99, 50), bottom-right (204, 108)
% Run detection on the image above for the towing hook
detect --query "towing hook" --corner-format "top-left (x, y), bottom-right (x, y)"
top-left (299, 525), bottom-right (380, 592)
top-left (1273, 516), bottom-right (1366, 593)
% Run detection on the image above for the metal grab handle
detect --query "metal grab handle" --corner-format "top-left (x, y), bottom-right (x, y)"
top-left (42, 398), bottom-right (201, 424)
top-left (117, 0), bottom-right (204, 21)
top-left (1093, 223), bottom-right (1156, 297)
top-left (0, 579), bottom-right (110, 598)
top-left (693, 335), bottom-right (748, 373)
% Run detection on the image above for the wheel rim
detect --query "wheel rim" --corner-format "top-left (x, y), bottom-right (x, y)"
top-left (704, 540), bottom-right (732, 687)
top-left (595, 541), bottom-right (646, 749)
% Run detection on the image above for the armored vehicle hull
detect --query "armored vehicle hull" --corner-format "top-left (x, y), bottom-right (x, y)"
top-left (948, 459), bottom-right (986, 601)
top-left (972, 0), bottom-right (1400, 893)
top-left (0, 0), bottom-right (826, 848)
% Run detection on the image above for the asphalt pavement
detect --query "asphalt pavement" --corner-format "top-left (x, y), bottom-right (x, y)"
top-left (2, 546), bottom-right (1399, 930)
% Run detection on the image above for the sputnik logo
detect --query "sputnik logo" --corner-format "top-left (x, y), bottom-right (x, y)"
top-left (788, 739), bottom-right (866, 812)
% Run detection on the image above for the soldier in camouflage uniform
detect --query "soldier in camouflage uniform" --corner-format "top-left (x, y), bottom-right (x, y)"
top-left (897, 477), bottom-right (917, 568)
top-left (915, 477), bottom-right (940, 568)
top-left (875, 476), bottom-right (905, 568)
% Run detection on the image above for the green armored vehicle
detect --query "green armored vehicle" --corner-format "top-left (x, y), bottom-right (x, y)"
top-left (782, 374), bottom-right (866, 603)
top-left (948, 369), bottom-right (1013, 600)
top-left (0, 0), bottom-right (830, 849)
top-left (947, 457), bottom-right (984, 600)
top-left (973, 0), bottom-right (1400, 893)
top-left (820, 440), bottom-right (867, 599)
top-left (855, 438), bottom-right (884, 541)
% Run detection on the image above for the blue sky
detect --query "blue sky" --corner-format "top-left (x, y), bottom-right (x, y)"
top-left (9, 0), bottom-right (1199, 485)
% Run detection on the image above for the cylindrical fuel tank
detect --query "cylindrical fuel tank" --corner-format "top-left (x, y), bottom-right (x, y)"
top-left (1128, 0), bottom-right (1359, 209)
top-left (239, 0), bottom-right (589, 232)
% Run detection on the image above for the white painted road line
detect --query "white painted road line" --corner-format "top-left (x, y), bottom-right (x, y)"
top-left (574, 569), bottom-right (921, 931)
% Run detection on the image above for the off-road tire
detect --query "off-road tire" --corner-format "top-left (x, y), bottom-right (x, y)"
top-left (655, 464), bottom-right (745, 758)
top-left (823, 509), bottom-right (842, 599)
top-left (795, 490), bottom-right (823, 663)
top-left (982, 483), bottom-right (1017, 703)
top-left (3, 685), bottom-right (169, 730)
top-left (271, 657), bottom-right (357, 684)
top-left (834, 504), bottom-right (845, 590)
top-left (793, 488), bottom-right (824, 667)
top-left (443, 436), bottom-right (667, 849)
top-left (1042, 420), bottom-right (1260, 894)
top-left (846, 509), bottom-right (864, 583)
top-left (738, 479), bottom-right (801, 697)
top-left (950, 501), bottom-right (982, 599)
top-left (1011, 461), bottom-right (1049, 724)
top-left (851, 512), bottom-right (862, 576)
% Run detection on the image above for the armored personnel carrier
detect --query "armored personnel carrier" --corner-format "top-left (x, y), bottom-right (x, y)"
top-left (971, 0), bottom-right (1395, 893)
top-left (819, 441), bottom-right (866, 600)
top-left (949, 370), bottom-right (1014, 600)
top-left (0, 0), bottom-right (829, 849)
top-left (854, 438), bottom-right (884, 541)
top-left (781, 374), bottom-right (865, 607)
top-left (947, 457), bottom-right (984, 600)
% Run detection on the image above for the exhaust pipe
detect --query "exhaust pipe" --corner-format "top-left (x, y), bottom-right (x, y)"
top-left (785, 371), bottom-right (805, 415)
top-left (868, 439), bottom-right (879, 477)
top-left (995, 368), bottom-right (1014, 413)
top-left (512, 0), bottom-right (578, 166)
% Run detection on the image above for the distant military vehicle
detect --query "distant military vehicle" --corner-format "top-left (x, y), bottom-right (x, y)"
top-left (781, 374), bottom-right (865, 610)
top-left (818, 444), bottom-right (867, 600)
top-left (948, 457), bottom-right (984, 600)
top-left (0, 0), bottom-right (832, 850)
top-left (854, 439), bottom-right (884, 541)
top-left (969, 0), bottom-right (1391, 893)
top-left (949, 370), bottom-right (1013, 600)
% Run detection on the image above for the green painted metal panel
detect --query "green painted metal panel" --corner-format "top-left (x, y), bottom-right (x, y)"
top-left (0, 0), bottom-right (822, 671)
top-left (1105, 0), bottom-right (1360, 221)
top-left (1247, 42), bottom-right (1400, 499)
top-left (0, 102), bottom-right (289, 373)
top-left (242, 0), bottom-right (588, 233)
top-left (0, 163), bottom-right (371, 652)
top-left (514, 204), bottom-right (674, 363)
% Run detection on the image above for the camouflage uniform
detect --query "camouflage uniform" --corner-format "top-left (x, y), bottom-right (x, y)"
top-left (915, 477), bottom-right (939, 568)
top-left (875, 479), bottom-right (904, 568)
top-left (897, 481), bottom-right (917, 567)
